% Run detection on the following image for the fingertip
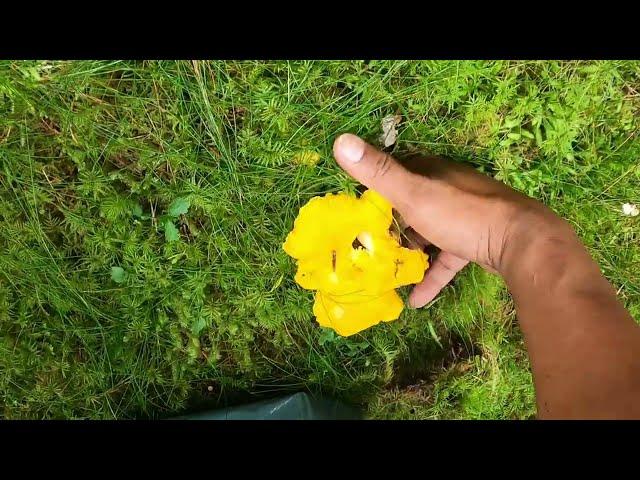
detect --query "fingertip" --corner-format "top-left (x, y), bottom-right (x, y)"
top-left (409, 277), bottom-right (442, 309)
top-left (333, 133), bottom-right (366, 165)
top-left (332, 133), bottom-right (348, 153)
top-left (333, 132), bottom-right (418, 213)
top-left (408, 288), bottom-right (428, 309)
top-left (407, 292), bottom-right (416, 309)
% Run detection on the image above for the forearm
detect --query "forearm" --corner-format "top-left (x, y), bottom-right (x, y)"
top-left (501, 213), bottom-right (640, 419)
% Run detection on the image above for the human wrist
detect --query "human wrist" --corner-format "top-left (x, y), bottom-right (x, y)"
top-left (499, 205), bottom-right (583, 287)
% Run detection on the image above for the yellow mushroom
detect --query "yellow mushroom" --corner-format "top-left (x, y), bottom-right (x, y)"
top-left (283, 189), bottom-right (429, 336)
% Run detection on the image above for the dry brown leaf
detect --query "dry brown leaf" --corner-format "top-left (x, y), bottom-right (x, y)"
top-left (379, 114), bottom-right (402, 147)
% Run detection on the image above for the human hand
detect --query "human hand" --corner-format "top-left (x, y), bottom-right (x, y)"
top-left (333, 133), bottom-right (570, 308)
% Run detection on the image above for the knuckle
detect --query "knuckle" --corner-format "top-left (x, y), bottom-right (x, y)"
top-left (371, 153), bottom-right (393, 180)
top-left (439, 255), bottom-right (465, 273)
top-left (395, 174), bottom-right (429, 222)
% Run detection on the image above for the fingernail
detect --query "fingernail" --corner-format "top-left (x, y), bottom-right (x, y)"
top-left (336, 133), bottom-right (365, 164)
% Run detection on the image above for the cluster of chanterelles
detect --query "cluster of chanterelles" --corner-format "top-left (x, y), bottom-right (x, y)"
top-left (283, 189), bottom-right (429, 336)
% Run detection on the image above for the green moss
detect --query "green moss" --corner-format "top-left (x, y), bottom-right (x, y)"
top-left (0, 60), bottom-right (638, 418)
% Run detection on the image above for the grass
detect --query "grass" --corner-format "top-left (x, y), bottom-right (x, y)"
top-left (0, 60), bottom-right (638, 419)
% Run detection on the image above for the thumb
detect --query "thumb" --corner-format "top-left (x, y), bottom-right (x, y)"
top-left (333, 133), bottom-right (421, 212)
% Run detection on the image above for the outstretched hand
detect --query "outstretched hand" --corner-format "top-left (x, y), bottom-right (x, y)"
top-left (332, 133), bottom-right (562, 308)
top-left (333, 133), bottom-right (640, 419)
